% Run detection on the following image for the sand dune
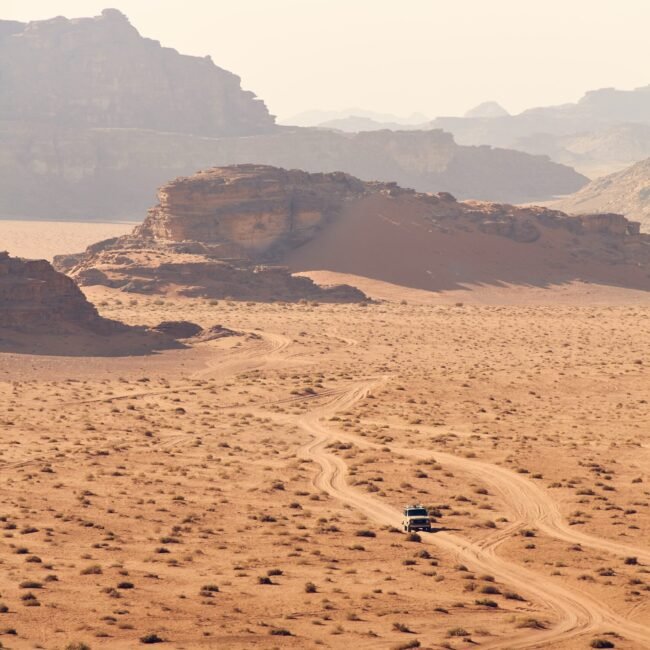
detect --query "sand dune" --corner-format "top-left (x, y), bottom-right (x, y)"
top-left (282, 193), bottom-right (650, 294)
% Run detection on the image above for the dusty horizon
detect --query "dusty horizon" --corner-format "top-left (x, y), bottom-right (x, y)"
top-left (4, 0), bottom-right (650, 121)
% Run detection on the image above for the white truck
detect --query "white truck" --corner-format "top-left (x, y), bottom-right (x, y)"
top-left (402, 504), bottom-right (432, 533)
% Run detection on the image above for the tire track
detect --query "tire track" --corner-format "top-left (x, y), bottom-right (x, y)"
top-left (295, 380), bottom-right (650, 649)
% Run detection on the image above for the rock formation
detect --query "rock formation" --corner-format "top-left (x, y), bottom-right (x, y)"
top-left (0, 10), bottom-right (586, 220)
top-left (136, 166), bottom-right (367, 256)
top-left (0, 124), bottom-right (588, 220)
top-left (432, 86), bottom-right (650, 177)
top-left (55, 165), bottom-right (650, 296)
top-left (0, 9), bottom-right (273, 136)
top-left (54, 166), bottom-right (368, 302)
top-left (0, 251), bottom-right (237, 355)
top-left (0, 251), bottom-right (114, 331)
top-left (553, 158), bottom-right (650, 233)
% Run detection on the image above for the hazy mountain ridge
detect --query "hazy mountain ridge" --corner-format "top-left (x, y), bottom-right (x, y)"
top-left (56, 165), bottom-right (650, 296)
top-left (431, 86), bottom-right (650, 176)
top-left (0, 9), bottom-right (586, 220)
top-left (0, 9), bottom-right (274, 136)
top-left (0, 124), bottom-right (587, 220)
top-left (554, 157), bottom-right (650, 231)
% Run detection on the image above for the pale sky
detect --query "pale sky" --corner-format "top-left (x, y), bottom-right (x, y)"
top-left (4, 0), bottom-right (650, 121)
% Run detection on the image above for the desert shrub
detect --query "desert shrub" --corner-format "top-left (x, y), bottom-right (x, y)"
top-left (516, 618), bottom-right (547, 629)
top-left (269, 628), bottom-right (292, 636)
top-left (117, 581), bottom-right (134, 589)
top-left (475, 598), bottom-right (498, 608)
top-left (406, 532), bottom-right (421, 543)
top-left (20, 526), bottom-right (38, 535)
top-left (392, 622), bottom-right (413, 633)
top-left (140, 633), bottom-right (164, 644)
top-left (80, 565), bottom-right (102, 575)
top-left (356, 529), bottom-right (376, 538)
top-left (504, 591), bottom-right (525, 601)
top-left (447, 627), bottom-right (470, 637)
top-left (392, 640), bottom-right (421, 650)
top-left (590, 641), bottom-right (614, 649)
top-left (65, 644), bottom-right (91, 650)
top-left (304, 582), bottom-right (317, 593)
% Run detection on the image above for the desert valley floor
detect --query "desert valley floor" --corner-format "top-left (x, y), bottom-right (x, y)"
top-left (0, 285), bottom-right (648, 649)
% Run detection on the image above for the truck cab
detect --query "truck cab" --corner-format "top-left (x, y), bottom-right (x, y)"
top-left (402, 504), bottom-right (432, 532)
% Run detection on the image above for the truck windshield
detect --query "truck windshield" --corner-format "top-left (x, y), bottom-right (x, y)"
top-left (406, 508), bottom-right (428, 516)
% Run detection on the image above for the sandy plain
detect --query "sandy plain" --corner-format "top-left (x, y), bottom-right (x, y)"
top-left (0, 221), bottom-right (136, 261)
top-left (0, 280), bottom-right (648, 650)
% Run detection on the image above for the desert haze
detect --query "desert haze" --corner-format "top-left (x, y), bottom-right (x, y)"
top-left (0, 4), bottom-right (649, 650)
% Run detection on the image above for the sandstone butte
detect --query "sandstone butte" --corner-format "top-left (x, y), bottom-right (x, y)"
top-left (55, 164), bottom-right (650, 298)
top-left (0, 251), bottom-right (113, 332)
top-left (0, 251), bottom-right (237, 355)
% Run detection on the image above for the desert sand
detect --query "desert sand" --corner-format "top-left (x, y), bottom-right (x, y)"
top-left (0, 220), bottom-right (135, 261)
top-left (0, 281), bottom-right (648, 649)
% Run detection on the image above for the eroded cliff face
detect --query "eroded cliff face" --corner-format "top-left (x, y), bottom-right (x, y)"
top-left (54, 165), bottom-right (650, 299)
top-left (137, 166), bottom-right (369, 255)
top-left (54, 166), bottom-right (369, 302)
top-left (0, 251), bottom-right (108, 330)
top-left (0, 10), bottom-right (273, 137)
top-left (554, 158), bottom-right (650, 233)
top-left (0, 123), bottom-right (587, 220)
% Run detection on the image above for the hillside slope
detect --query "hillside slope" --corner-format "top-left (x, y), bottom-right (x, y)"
top-left (56, 165), bottom-right (650, 296)
top-left (554, 158), bottom-right (650, 232)
top-left (0, 10), bottom-right (586, 219)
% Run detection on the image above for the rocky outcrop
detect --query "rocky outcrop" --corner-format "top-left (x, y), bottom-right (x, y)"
top-left (0, 251), bottom-right (241, 356)
top-left (136, 166), bottom-right (368, 256)
top-left (0, 10), bottom-right (587, 220)
top-left (54, 166), bottom-right (369, 302)
top-left (0, 251), bottom-right (113, 331)
top-left (54, 165), bottom-right (650, 297)
top-left (553, 158), bottom-right (650, 233)
top-left (0, 10), bottom-right (273, 136)
top-left (0, 122), bottom-right (588, 220)
top-left (57, 247), bottom-right (366, 303)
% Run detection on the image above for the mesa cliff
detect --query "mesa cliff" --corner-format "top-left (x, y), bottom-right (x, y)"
top-left (54, 167), bottom-right (368, 302)
top-left (0, 9), bottom-right (273, 136)
top-left (0, 10), bottom-right (586, 220)
top-left (55, 165), bottom-right (650, 296)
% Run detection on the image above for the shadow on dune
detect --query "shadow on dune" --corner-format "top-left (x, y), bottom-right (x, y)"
top-left (281, 194), bottom-right (650, 294)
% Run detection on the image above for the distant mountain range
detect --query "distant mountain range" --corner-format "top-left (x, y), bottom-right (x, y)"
top-left (278, 109), bottom-right (430, 128)
top-left (554, 157), bottom-right (650, 232)
top-left (431, 86), bottom-right (650, 177)
top-left (287, 91), bottom-right (650, 179)
top-left (0, 10), bottom-right (586, 220)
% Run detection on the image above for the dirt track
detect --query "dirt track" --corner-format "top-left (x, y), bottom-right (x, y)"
top-left (2, 297), bottom-right (649, 648)
top-left (294, 379), bottom-right (650, 649)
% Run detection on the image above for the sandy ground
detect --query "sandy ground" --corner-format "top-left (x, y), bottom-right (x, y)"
top-left (0, 221), bottom-right (136, 261)
top-left (0, 284), bottom-right (648, 649)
